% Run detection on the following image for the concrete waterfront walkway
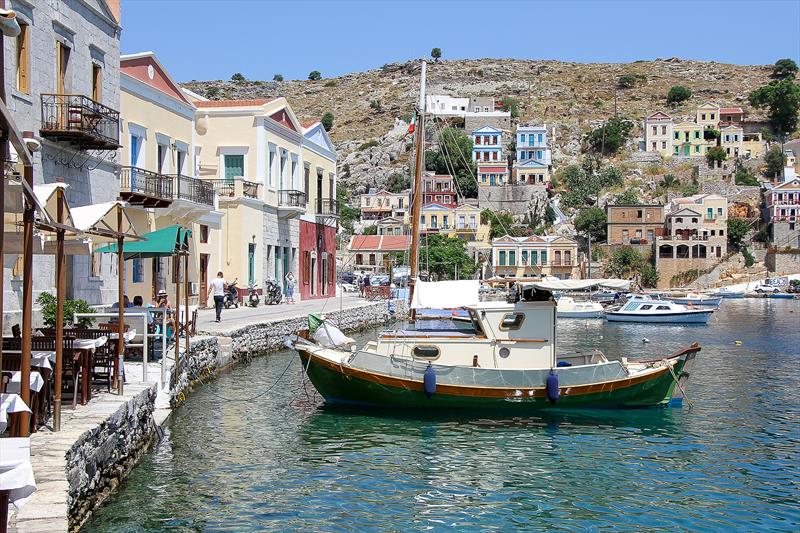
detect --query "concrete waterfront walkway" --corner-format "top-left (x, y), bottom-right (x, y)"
top-left (9, 382), bottom-right (156, 533)
top-left (197, 291), bottom-right (375, 334)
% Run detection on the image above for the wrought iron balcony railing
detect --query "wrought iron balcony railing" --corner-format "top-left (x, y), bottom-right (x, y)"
top-left (317, 199), bottom-right (339, 217)
top-left (278, 189), bottom-right (306, 208)
top-left (168, 174), bottom-right (215, 207)
top-left (40, 94), bottom-right (120, 150)
top-left (208, 179), bottom-right (260, 199)
top-left (119, 166), bottom-right (173, 208)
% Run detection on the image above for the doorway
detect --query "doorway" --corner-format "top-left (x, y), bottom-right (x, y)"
top-left (199, 254), bottom-right (209, 307)
top-left (321, 253), bottom-right (329, 296)
top-left (310, 252), bottom-right (317, 296)
top-left (247, 244), bottom-right (256, 287)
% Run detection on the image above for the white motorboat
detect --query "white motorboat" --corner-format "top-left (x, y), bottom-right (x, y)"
top-left (605, 297), bottom-right (714, 324)
top-left (556, 296), bottom-right (604, 318)
top-left (666, 292), bottom-right (722, 308)
top-left (709, 287), bottom-right (744, 299)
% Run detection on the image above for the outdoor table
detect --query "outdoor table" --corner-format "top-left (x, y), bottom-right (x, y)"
top-left (0, 394), bottom-right (31, 436)
top-left (0, 437), bottom-right (37, 532)
top-left (29, 351), bottom-right (56, 372)
top-left (5, 371), bottom-right (45, 395)
top-left (73, 338), bottom-right (104, 406)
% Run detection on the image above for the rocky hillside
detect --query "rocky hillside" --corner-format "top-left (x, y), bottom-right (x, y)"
top-left (182, 58), bottom-right (776, 194)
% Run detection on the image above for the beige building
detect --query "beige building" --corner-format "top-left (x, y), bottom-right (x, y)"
top-left (491, 235), bottom-right (580, 280)
top-left (606, 205), bottom-right (665, 245)
top-left (360, 189), bottom-right (411, 222)
top-left (118, 52), bottom-right (222, 306)
top-left (696, 102), bottom-right (720, 129)
top-left (643, 111), bottom-right (674, 156)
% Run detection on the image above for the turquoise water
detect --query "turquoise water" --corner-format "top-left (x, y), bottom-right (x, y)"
top-left (84, 299), bottom-right (800, 531)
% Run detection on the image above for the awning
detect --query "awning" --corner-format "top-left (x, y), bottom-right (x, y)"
top-left (71, 201), bottom-right (140, 243)
top-left (95, 224), bottom-right (191, 258)
top-left (521, 278), bottom-right (632, 291)
top-left (411, 279), bottom-right (479, 309)
top-left (2, 232), bottom-right (91, 255)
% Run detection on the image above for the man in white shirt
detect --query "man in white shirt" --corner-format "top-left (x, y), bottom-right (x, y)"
top-left (207, 271), bottom-right (228, 323)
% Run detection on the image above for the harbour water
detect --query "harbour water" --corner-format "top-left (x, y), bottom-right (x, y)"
top-left (84, 299), bottom-right (800, 531)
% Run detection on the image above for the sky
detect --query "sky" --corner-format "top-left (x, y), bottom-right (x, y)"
top-left (120, 0), bottom-right (800, 82)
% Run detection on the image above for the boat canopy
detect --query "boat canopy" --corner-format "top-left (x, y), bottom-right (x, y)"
top-left (521, 278), bottom-right (631, 291)
top-left (410, 279), bottom-right (479, 309)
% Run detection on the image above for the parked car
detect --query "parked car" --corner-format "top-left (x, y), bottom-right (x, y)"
top-left (754, 283), bottom-right (781, 293)
top-left (338, 272), bottom-right (355, 284)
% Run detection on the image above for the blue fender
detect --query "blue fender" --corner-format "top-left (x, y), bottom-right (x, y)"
top-left (423, 364), bottom-right (436, 398)
top-left (546, 370), bottom-right (559, 404)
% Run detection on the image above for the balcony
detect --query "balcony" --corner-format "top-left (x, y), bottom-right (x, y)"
top-left (552, 260), bottom-right (573, 267)
top-left (209, 179), bottom-right (261, 200)
top-left (315, 199), bottom-right (340, 222)
top-left (277, 189), bottom-right (306, 219)
top-left (171, 175), bottom-right (215, 207)
top-left (119, 166), bottom-right (173, 208)
top-left (40, 94), bottom-right (120, 150)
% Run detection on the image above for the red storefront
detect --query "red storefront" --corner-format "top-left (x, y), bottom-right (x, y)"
top-left (299, 218), bottom-right (337, 299)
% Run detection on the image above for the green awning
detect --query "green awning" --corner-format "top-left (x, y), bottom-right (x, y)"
top-left (95, 224), bottom-right (191, 259)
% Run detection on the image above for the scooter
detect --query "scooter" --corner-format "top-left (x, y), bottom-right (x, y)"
top-left (263, 278), bottom-right (283, 305)
top-left (224, 279), bottom-right (239, 309)
top-left (247, 283), bottom-right (260, 307)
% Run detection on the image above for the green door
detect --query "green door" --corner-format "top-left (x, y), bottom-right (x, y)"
top-left (248, 243), bottom-right (255, 287)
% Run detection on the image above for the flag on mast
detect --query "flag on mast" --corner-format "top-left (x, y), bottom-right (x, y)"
top-left (408, 112), bottom-right (416, 134)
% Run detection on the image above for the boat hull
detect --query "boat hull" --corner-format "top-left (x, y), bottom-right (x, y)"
top-left (669, 297), bottom-right (721, 307)
top-left (605, 310), bottom-right (712, 324)
top-left (296, 347), bottom-right (697, 411)
top-left (557, 310), bottom-right (604, 319)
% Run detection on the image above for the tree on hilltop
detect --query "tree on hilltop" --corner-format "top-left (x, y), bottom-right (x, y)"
top-left (273, 74), bottom-right (284, 81)
top-left (749, 78), bottom-right (800, 139)
top-left (308, 70), bottom-right (322, 81)
top-left (231, 72), bottom-right (245, 82)
top-left (771, 58), bottom-right (798, 80)
top-left (431, 48), bottom-right (442, 61)
top-left (667, 86), bottom-right (691, 104)
top-left (321, 112), bottom-right (334, 132)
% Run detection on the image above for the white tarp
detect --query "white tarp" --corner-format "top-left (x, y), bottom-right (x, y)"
top-left (522, 278), bottom-right (631, 291)
top-left (312, 320), bottom-right (356, 349)
top-left (411, 279), bottom-right (480, 309)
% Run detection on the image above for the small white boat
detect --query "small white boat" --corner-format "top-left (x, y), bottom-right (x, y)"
top-left (556, 296), bottom-right (604, 318)
top-left (710, 287), bottom-right (744, 299)
top-left (666, 292), bottom-right (722, 308)
top-left (605, 297), bottom-right (714, 324)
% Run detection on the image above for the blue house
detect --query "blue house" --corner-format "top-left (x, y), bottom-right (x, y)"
top-left (516, 124), bottom-right (551, 166)
top-left (471, 126), bottom-right (504, 163)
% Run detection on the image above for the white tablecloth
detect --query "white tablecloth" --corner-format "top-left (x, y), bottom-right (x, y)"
top-left (0, 437), bottom-right (37, 508)
top-left (6, 371), bottom-right (45, 394)
top-left (30, 350), bottom-right (57, 371)
top-left (73, 337), bottom-right (106, 350)
top-left (0, 393), bottom-right (31, 434)
top-left (108, 330), bottom-right (136, 343)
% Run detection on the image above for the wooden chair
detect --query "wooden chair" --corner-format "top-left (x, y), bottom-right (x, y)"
top-left (97, 323), bottom-right (128, 386)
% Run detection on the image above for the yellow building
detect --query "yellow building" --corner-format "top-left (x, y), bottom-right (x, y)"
top-left (189, 96), bottom-right (337, 300)
top-left (491, 234), bottom-right (580, 280)
top-left (119, 52), bottom-right (222, 307)
top-left (672, 122), bottom-right (706, 157)
top-left (696, 102), bottom-right (720, 129)
top-left (643, 111), bottom-right (674, 156)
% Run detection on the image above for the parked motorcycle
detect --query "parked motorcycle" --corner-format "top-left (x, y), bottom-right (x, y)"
top-left (247, 283), bottom-right (260, 307)
top-left (263, 278), bottom-right (283, 305)
top-left (224, 279), bottom-right (240, 309)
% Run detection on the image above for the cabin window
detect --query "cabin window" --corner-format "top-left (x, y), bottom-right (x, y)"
top-left (468, 309), bottom-right (484, 336)
top-left (412, 346), bottom-right (440, 359)
top-left (640, 305), bottom-right (652, 310)
top-left (498, 347), bottom-right (510, 358)
top-left (499, 312), bottom-right (525, 330)
top-left (656, 306), bottom-right (671, 310)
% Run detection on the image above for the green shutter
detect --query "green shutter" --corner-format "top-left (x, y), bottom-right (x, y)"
top-left (541, 251), bottom-right (547, 264)
top-left (509, 250), bottom-right (516, 266)
top-left (224, 154), bottom-right (244, 182)
top-left (499, 251), bottom-right (506, 266)
top-left (531, 250), bottom-right (538, 265)
top-left (522, 250), bottom-right (528, 264)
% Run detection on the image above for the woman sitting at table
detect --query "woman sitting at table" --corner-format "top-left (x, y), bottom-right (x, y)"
top-left (154, 289), bottom-right (175, 339)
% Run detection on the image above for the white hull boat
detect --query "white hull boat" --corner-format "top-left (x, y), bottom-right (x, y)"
top-left (667, 292), bottom-right (721, 308)
top-left (556, 296), bottom-right (604, 318)
top-left (606, 297), bottom-right (714, 324)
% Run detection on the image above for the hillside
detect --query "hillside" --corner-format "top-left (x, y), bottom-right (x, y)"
top-left (182, 58), bottom-right (776, 194)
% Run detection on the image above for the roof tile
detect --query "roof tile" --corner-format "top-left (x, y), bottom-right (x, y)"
top-left (195, 98), bottom-right (275, 108)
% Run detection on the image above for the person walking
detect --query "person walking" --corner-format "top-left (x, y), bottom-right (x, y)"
top-left (285, 271), bottom-right (297, 304)
top-left (207, 271), bottom-right (228, 322)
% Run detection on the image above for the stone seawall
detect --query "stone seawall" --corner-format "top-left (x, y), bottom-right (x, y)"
top-left (66, 383), bottom-right (158, 532)
top-left (169, 335), bottom-right (222, 408)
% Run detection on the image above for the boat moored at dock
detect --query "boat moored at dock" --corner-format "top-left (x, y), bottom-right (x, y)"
top-left (605, 297), bottom-right (714, 324)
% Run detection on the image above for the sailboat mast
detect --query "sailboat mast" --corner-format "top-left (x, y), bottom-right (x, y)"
top-left (408, 60), bottom-right (426, 307)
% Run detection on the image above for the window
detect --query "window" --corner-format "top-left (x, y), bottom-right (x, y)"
top-left (499, 313), bottom-right (525, 330)
top-left (469, 215), bottom-right (476, 227)
top-left (531, 250), bottom-right (538, 265)
top-left (695, 145), bottom-right (700, 153)
top-left (132, 258), bottom-right (143, 283)
top-left (719, 230), bottom-right (724, 237)
top-left (540, 251), bottom-right (547, 264)
top-left (694, 131), bottom-right (700, 139)
top-left (640, 305), bottom-right (652, 310)
top-left (508, 250), bottom-right (516, 266)
top-left (90, 244), bottom-right (101, 277)
top-left (200, 224), bottom-right (209, 243)
top-left (662, 141), bottom-right (667, 149)
top-left (701, 113), bottom-right (706, 120)
top-left (711, 113), bottom-right (715, 120)
top-left (661, 126), bottom-right (667, 135)
top-left (521, 250), bottom-right (528, 264)
top-left (420, 215), bottom-right (425, 225)
top-left (92, 63), bottom-right (102, 101)
top-left (224, 154), bottom-right (244, 181)
top-left (637, 210), bottom-right (643, 218)
top-left (674, 132), bottom-right (680, 140)
top-left (369, 254), bottom-right (376, 265)
top-left (157, 144), bottom-right (168, 174)
top-left (707, 208), bottom-right (713, 219)
top-left (356, 253), bottom-right (363, 265)
top-left (268, 149), bottom-right (275, 187)
top-left (431, 215), bottom-right (438, 228)
top-left (499, 250), bottom-right (506, 266)
top-left (692, 218), bottom-right (698, 223)
top-left (56, 42), bottom-right (70, 94)
top-left (303, 251), bottom-right (310, 284)
top-left (538, 133), bottom-right (543, 143)
top-left (16, 22), bottom-right (29, 93)
top-left (304, 166), bottom-right (310, 199)
top-left (717, 207), bottom-right (723, 216)
top-left (443, 215), bottom-right (449, 227)
top-left (656, 306), bottom-right (671, 310)
top-left (412, 346), bottom-right (440, 359)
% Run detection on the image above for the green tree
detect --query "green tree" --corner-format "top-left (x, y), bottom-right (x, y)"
top-left (481, 209), bottom-right (516, 239)
top-left (431, 47), bottom-right (442, 61)
top-left (544, 204), bottom-right (556, 226)
top-left (667, 85), bottom-right (692, 104)
top-left (204, 86), bottom-right (220, 99)
top-left (499, 96), bottom-right (520, 119)
top-left (764, 146), bottom-right (787, 178)
top-left (362, 225), bottom-right (378, 235)
top-left (585, 116), bottom-right (633, 155)
top-left (660, 174), bottom-right (679, 189)
top-left (727, 218), bottom-right (750, 250)
top-left (425, 127), bottom-right (478, 198)
top-left (419, 234), bottom-right (476, 280)
top-left (336, 188), bottom-right (360, 234)
top-left (734, 166), bottom-right (759, 186)
top-left (36, 293), bottom-right (95, 329)
top-left (308, 70), bottom-right (322, 81)
top-left (771, 58), bottom-right (798, 80)
top-left (273, 74), bottom-right (284, 82)
top-left (615, 189), bottom-right (640, 206)
top-left (706, 146), bottom-right (727, 166)
top-left (617, 74), bottom-right (638, 89)
top-left (640, 264), bottom-right (659, 288)
top-left (321, 112), bottom-right (334, 132)
top-left (742, 247), bottom-right (755, 267)
top-left (387, 172), bottom-right (411, 193)
top-left (574, 207), bottom-right (607, 243)
top-left (231, 72), bottom-right (245, 82)
top-left (749, 78), bottom-right (800, 138)
top-left (605, 247), bottom-right (644, 279)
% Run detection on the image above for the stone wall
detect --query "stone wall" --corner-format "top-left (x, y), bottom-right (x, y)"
top-left (655, 256), bottom-right (717, 289)
top-left (477, 185), bottom-right (548, 218)
top-left (169, 335), bottom-right (222, 407)
top-left (766, 250), bottom-right (800, 275)
top-left (66, 384), bottom-right (158, 531)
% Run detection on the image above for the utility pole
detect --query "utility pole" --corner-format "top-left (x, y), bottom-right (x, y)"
top-left (587, 231), bottom-right (592, 279)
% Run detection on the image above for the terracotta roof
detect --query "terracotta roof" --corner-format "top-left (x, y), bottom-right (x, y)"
top-left (195, 98), bottom-right (274, 108)
top-left (302, 120), bottom-right (318, 128)
top-left (720, 107), bottom-right (744, 114)
top-left (477, 166), bottom-right (508, 172)
top-left (348, 235), bottom-right (411, 251)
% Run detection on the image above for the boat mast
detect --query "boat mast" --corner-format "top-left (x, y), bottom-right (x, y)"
top-left (408, 60), bottom-right (426, 312)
